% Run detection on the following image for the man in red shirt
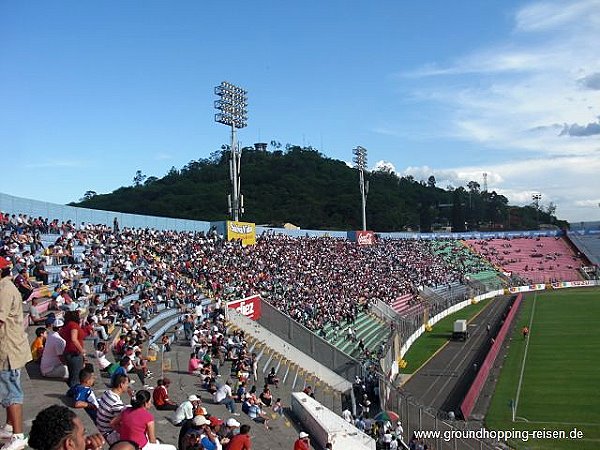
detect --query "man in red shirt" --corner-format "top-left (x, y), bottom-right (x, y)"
top-left (152, 378), bottom-right (177, 410)
top-left (294, 431), bottom-right (310, 450)
top-left (226, 424), bottom-right (252, 450)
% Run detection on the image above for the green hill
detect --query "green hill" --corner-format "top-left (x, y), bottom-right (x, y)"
top-left (73, 145), bottom-right (564, 232)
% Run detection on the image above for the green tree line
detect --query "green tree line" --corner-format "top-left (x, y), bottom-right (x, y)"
top-left (73, 145), bottom-right (566, 232)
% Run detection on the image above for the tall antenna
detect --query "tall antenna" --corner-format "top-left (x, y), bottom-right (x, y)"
top-left (483, 172), bottom-right (488, 193)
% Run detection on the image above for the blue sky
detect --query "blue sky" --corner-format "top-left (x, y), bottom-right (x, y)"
top-left (2, 0), bottom-right (600, 222)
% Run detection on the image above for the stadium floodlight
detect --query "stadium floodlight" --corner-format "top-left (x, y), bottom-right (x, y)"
top-left (532, 192), bottom-right (542, 228)
top-left (353, 146), bottom-right (369, 231)
top-left (215, 81), bottom-right (248, 221)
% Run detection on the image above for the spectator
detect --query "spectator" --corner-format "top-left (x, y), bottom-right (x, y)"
top-left (31, 326), bottom-right (47, 362)
top-left (97, 374), bottom-right (133, 444)
top-left (293, 432), bottom-right (310, 450)
top-left (28, 404), bottom-right (105, 450)
top-left (66, 368), bottom-right (99, 422)
top-left (111, 390), bottom-right (176, 450)
top-left (40, 317), bottom-right (69, 379)
top-left (171, 395), bottom-right (201, 427)
top-left (59, 309), bottom-right (88, 388)
top-left (225, 424), bottom-right (251, 450)
top-left (0, 257), bottom-right (31, 450)
top-left (153, 378), bottom-right (177, 411)
top-left (214, 380), bottom-right (238, 415)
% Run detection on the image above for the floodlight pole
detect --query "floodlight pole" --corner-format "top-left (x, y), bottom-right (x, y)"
top-left (532, 192), bottom-right (542, 229)
top-left (353, 146), bottom-right (369, 231)
top-left (215, 81), bottom-right (248, 222)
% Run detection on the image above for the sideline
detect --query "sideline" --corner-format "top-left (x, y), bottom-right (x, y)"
top-left (399, 298), bottom-right (493, 386)
top-left (514, 293), bottom-right (537, 418)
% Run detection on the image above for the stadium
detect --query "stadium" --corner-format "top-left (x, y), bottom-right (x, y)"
top-left (1, 192), bottom-right (599, 450)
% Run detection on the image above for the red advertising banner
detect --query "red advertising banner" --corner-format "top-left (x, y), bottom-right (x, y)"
top-left (227, 294), bottom-right (262, 321)
top-left (356, 230), bottom-right (375, 246)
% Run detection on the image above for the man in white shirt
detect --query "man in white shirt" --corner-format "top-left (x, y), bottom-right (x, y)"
top-left (40, 318), bottom-right (68, 379)
top-left (172, 395), bottom-right (201, 426)
top-left (214, 381), bottom-right (238, 415)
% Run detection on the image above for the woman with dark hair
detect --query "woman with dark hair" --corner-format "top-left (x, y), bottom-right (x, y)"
top-left (59, 309), bottom-right (88, 387)
top-left (111, 390), bottom-right (176, 450)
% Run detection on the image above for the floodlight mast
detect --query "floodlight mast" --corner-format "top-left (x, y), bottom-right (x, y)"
top-left (532, 192), bottom-right (542, 228)
top-left (353, 146), bottom-right (369, 231)
top-left (215, 81), bottom-right (248, 222)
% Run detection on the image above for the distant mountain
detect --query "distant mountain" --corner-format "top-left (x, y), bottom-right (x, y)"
top-left (73, 145), bottom-right (565, 232)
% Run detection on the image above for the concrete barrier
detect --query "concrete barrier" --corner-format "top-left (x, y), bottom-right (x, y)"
top-left (291, 392), bottom-right (375, 450)
top-left (460, 293), bottom-right (523, 419)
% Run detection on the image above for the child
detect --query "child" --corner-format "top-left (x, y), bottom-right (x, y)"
top-left (273, 398), bottom-right (284, 417)
top-left (95, 341), bottom-right (119, 374)
top-left (30, 327), bottom-right (47, 362)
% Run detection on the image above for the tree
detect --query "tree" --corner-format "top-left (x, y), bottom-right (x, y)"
top-left (133, 170), bottom-right (146, 187)
top-left (427, 175), bottom-right (436, 188)
top-left (467, 181), bottom-right (480, 194)
top-left (80, 190), bottom-right (97, 202)
top-left (451, 189), bottom-right (466, 232)
top-left (144, 176), bottom-right (158, 186)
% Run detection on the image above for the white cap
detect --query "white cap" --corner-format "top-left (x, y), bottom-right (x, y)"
top-left (226, 418), bottom-right (240, 427)
top-left (188, 394), bottom-right (200, 402)
top-left (54, 318), bottom-right (65, 327)
top-left (193, 415), bottom-right (209, 426)
top-left (299, 432), bottom-right (309, 439)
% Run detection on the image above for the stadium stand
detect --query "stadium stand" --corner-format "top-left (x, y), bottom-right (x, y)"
top-left (467, 236), bottom-right (586, 283)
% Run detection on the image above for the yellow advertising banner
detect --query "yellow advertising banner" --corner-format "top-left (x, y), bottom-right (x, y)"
top-left (227, 221), bottom-right (256, 246)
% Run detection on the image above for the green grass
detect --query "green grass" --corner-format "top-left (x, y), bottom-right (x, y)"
top-left (486, 288), bottom-right (600, 450)
top-left (400, 298), bottom-right (490, 373)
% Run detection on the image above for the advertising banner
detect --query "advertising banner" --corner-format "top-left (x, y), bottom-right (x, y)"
top-left (227, 294), bottom-right (262, 320)
top-left (508, 284), bottom-right (546, 293)
top-left (551, 280), bottom-right (597, 289)
top-left (226, 221), bottom-right (256, 246)
top-left (356, 230), bottom-right (375, 246)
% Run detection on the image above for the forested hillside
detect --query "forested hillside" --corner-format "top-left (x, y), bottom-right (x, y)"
top-left (74, 145), bottom-right (564, 232)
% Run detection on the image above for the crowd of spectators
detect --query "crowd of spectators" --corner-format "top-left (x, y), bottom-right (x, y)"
top-left (5, 210), bottom-right (581, 450)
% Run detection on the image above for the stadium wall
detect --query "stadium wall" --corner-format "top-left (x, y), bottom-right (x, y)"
top-left (258, 299), bottom-right (363, 383)
top-left (226, 308), bottom-right (353, 393)
top-left (0, 193), bottom-right (212, 232)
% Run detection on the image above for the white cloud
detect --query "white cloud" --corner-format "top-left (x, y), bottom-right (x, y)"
top-left (400, 0), bottom-right (600, 221)
top-left (372, 160), bottom-right (396, 173)
top-left (402, 154), bottom-right (600, 221)
top-left (515, 0), bottom-right (600, 32)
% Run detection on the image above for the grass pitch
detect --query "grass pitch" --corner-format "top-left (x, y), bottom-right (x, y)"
top-left (486, 288), bottom-right (600, 450)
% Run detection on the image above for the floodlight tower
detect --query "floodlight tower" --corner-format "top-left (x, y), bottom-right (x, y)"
top-left (532, 192), bottom-right (542, 228)
top-left (214, 81), bottom-right (248, 221)
top-left (353, 146), bottom-right (369, 231)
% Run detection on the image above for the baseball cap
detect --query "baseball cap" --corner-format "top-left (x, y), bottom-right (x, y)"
top-left (209, 416), bottom-right (224, 427)
top-left (0, 257), bottom-right (11, 270)
top-left (299, 432), bottom-right (309, 439)
top-left (193, 415), bottom-right (209, 426)
top-left (45, 316), bottom-right (57, 326)
top-left (226, 418), bottom-right (240, 428)
top-left (188, 394), bottom-right (200, 402)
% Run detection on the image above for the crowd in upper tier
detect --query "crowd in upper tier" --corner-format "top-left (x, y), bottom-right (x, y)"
top-left (1, 212), bottom-right (589, 334)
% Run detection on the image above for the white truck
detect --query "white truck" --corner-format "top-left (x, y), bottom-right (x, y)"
top-left (452, 319), bottom-right (469, 341)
